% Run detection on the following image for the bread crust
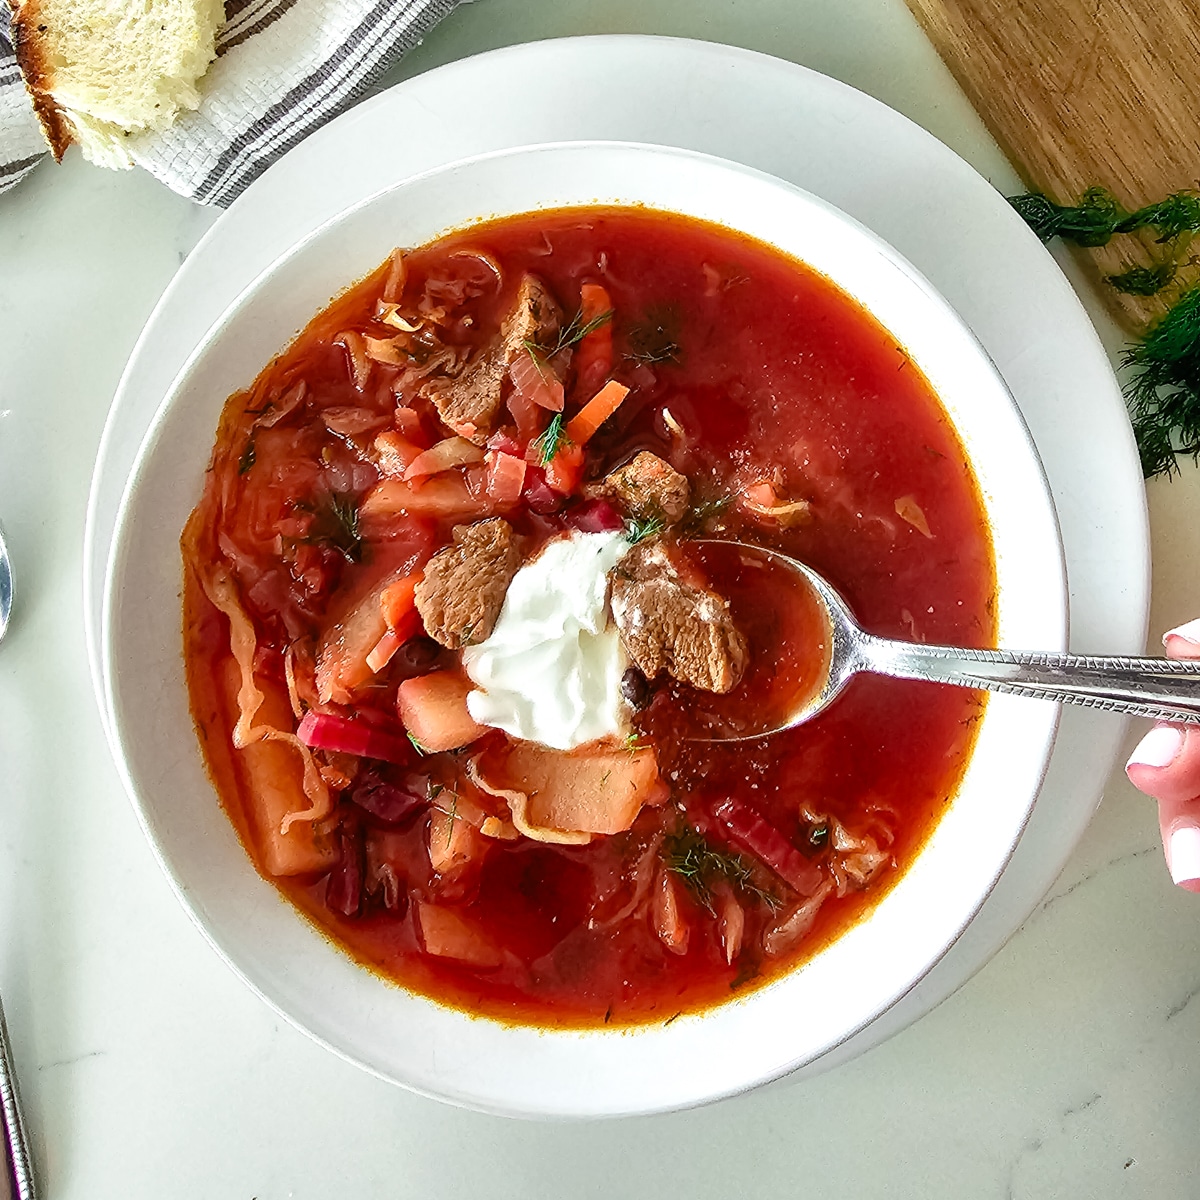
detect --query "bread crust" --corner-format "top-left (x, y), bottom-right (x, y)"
top-left (9, 0), bottom-right (74, 160)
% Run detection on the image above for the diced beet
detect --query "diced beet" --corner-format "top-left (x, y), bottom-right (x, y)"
top-left (522, 465), bottom-right (562, 514)
top-left (350, 772), bottom-right (428, 824)
top-left (710, 796), bottom-right (824, 896)
top-left (564, 498), bottom-right (624, 533)
top-left (297, 710), bottom-right (415, 766)
top-left (524, 512), bottom-right (566, 540)
top-left (326, 826), bottom-right (364, 917)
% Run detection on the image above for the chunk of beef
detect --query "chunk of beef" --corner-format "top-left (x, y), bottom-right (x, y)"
top-left (596, 452), bottom-right (691, 525)
top-left (501, 273), bottom-right (563, 353)
top-left (423, 274), bottom-right (563, 444)
top-left (610, 541), bottom-right (748, 693)
top-left (414, 519), bottom-right (521, 649)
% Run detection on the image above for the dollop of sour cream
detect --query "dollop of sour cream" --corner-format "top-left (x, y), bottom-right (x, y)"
top-left (462, 530), bottom-right (630, 750)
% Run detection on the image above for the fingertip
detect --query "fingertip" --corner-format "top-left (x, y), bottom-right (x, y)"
top-left (1126, 724), bottom-right (1185, 775)
top-left (1162, 619), bottom-right (1200, 659)
top-left (1166, 823), bottom-right (1200, 890)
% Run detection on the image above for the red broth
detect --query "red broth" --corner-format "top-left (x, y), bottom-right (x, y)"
top-left (183, 207), bottom-right (995, 1027)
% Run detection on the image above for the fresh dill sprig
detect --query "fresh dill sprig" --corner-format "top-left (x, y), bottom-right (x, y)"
top-left (622, 731), bottom-right (644, 755)
top-left (1121, 286), bottom-right (1200, 478)
top-left (1108, 263), bottom-right (1180, 296)
top-left (443, 792), bottom-right (459, 846)
top-left (1008, 185), bottom-right (1200, 478)
top-left (524, 306), bottom-right (613, 362)
top-left (301, 492), bottom-right (363, 562)
top-left (238, 438), bottom-right (257, 475)
top-left (626, 304), bottom-right (682, 365)
top-left (1008, 187), bottom-right (1200, 248)
top-left (407, 731), bottom-right (429, 756)
top-left (681, 494), bottom-right (732, 535)
top-left (661, 826), bottom-right (780, 913)
top-left (623, 513), bottom-right (665, 545)
top-left (1008, 187), bottom-right (1200, 299)
top-left (532, 413), bottom-right (570, 465)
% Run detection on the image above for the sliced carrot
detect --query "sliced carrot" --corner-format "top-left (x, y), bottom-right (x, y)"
top-left (565, 380), bottom-right (630, 446)
top-left (379, 575), bottom-right (418, 630)
top-left (573, 283), bottom-right (614, 400)
top-left (544, 442), bottom-right (584, 495)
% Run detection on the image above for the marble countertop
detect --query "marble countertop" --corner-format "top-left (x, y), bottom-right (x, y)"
top-left (2, 1), bottom-right (1199, 1195)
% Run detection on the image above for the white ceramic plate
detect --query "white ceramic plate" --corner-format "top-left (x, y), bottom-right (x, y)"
top-left (105, 141), bottom-right (1065, 1117)
top-left (85, 35), bottom-right (1148, 1093)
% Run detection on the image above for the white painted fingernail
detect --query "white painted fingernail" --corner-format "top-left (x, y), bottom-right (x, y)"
top-left (1127, 725), bottom-right (1185, 770)
top-left (1168, 824), bottom-right (1200, 886)
top-left (1163, 618), bottom-right (1200, 647)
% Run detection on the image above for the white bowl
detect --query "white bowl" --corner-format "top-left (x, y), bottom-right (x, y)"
top-left (103, 141), bottom-right (1065, 1118)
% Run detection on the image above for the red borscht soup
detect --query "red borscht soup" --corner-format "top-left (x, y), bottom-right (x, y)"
top-left (182, 207), bottom-right (995, 1027)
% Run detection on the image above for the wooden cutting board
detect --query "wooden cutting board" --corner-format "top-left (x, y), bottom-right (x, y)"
top-left (904, 0), bottom-right (1200, 331)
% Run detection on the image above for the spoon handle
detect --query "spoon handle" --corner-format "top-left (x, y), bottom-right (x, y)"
top-left (0, 998), bottom-right (34, 1200)
top-left (859, 638), bottom-right (1200, 724)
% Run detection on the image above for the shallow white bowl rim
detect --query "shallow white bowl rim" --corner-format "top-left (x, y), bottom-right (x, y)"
top-left (103, 140), bottom-right (1066, 1118)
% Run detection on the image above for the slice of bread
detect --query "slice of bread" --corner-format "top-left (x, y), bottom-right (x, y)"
top-left (11, 0), bottom-right (224, 168)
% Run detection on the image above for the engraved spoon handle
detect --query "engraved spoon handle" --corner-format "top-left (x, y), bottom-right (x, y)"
top-left (858, 638), bottom-right (1200, 724)
top-left (0, 997), bottom-right (35, 1200)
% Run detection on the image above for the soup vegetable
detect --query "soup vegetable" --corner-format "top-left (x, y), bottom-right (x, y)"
top-left (182, 208), bottom-right (995, 1026)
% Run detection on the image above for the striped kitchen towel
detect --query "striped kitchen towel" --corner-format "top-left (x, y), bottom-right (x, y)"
top-left (0, 0), bottom-right (462, 206)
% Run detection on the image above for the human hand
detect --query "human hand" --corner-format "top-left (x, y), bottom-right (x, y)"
top-left (1126, 621), bottom-right (1200, 892)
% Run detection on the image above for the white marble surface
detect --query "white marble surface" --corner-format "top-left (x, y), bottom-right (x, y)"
top-left (2, 1), bottom-right (1200, 1196)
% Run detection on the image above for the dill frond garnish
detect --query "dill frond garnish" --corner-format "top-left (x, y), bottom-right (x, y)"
top-left (524, 306), bottom-right (613, 362)
top-left (532, 413), bottom-right (570, 465)
top-left (238, 438), bottom-right (256, 475)
top-left (1008, 187), bottom-right (1200, 300)
top-left (300, 492), bottom-right (363, 562)
top-left (407, 731), bottom-right (429, 756)
top-left (1121, 286), bottom-right (1200, 478)
top-left (805, 820), bottom-right (829, 852)
top-left (681, 494), bottom-right (732, 535)
top-left (623, 513), bottom-right (665, 545)
top-left (662, 826), bottom-right (779, 913)
top-left (626, 304), bottom-right (682, 365)
top-left (1108, 263), bottom-right (1180, 297)
top-left (1008, 185), bottom-right (1200, 478)
top-left (1008, 187), bottom-right (1200, 249)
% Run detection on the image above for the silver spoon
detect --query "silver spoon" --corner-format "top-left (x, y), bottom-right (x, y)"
top-left (0, 527), bottom-right (34, 1200)
top-left (0, 525), bottom-right (11, 643)
top-left (700, 541), bottom-right (1200, 738)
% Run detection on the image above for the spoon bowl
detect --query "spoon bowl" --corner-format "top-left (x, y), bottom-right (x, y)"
top-left (701, 540), bottom-right (1200, 737)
